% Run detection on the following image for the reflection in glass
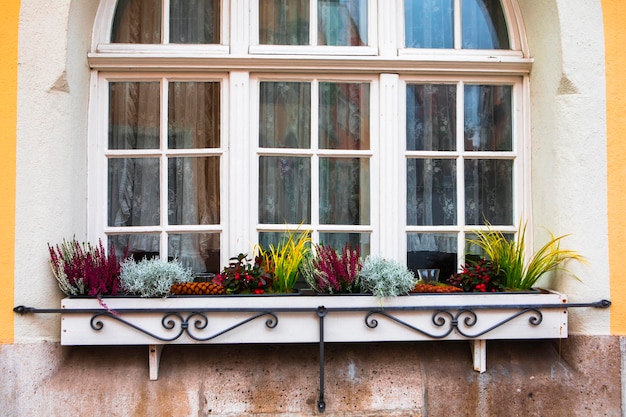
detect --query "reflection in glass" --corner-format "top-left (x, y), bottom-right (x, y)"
top-left (260, 82), bottom-right (311, 149)
top-left (462, 0), bottom-right (509, 49)
top-left (319, 232), bottom-right (370, 256)
top-left (464, 85), bottom-right (512, 151)
top-left (168, 157), bottom-right (220, 226)
top-left (259, 156), bottom-right (311, 224)
top-left (319, 82), bottom-right (370, 150)
top-left (108, 158), bottom-right (160, 227)
top-left (109, 234), bottom-right (161, 262)
top-left (406, 84), bottom-right (456, 151)
top-left (109, 82), bottom-right (161, 150)
top-left (404, 0), bottom-right (453, 48)
top-left (168, 233), bottom-right (220, 273)
top-left (407, 233), bottom-right (457, 280)
top-left (318, 0), bottom-right (367, 46)
top-left (320, 158), bottom-right (370, 225)
top-left (112, 0), bottom-right (161, 43)
top-left (407, 159), bottom-right (456, 226)
top-left (169, 82), bottom-right (220, 149)
top-left (259, 0), bottom-right (309, 45)
top-left (170, 0), bottom-right (220, 44)
top-left (465, 159), bottom-right (513, 225)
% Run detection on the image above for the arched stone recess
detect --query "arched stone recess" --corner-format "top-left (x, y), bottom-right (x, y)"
top-left (519, 0), bottom-right (609, 333)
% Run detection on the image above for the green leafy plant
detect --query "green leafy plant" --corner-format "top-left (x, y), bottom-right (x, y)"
top-left (119, 258), bottom-right (193, 297)
top-left (301, 243), bottom-right (362, 294)
top-left (213, 253), bottom-right (273, 294)
top-left (468, 221), bottom-right (585, 290)
top-left (448, 257), bottom-right (506, 292)
top-left (359, 256), bottom-right (417, 298)
top-left (48, 237), bottom-right (125, 296)
top-left (257, 228), bottom-right (311, 293)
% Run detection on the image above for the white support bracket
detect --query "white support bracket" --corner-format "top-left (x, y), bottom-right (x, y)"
top-left (470, 339), bottom-right (486, 373)
top-left (149, 344), bottom-right (164, 380)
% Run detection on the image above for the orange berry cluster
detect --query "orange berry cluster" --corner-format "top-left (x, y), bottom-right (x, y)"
top-left (170, 281), bottom-right (226, 295)
top-left (411, 283), bottom-right (463, 293)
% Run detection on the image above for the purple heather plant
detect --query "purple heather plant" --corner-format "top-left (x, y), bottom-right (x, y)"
top-left (302, 243), bottom-right (362, 294)
top-left (48, 237), bottom-right (126, 296)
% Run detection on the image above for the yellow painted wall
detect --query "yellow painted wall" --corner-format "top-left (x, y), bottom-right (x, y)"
top-left (605, 0), bottom-right (626, 334)
top-left (0, 0), bottom-right (19, 343)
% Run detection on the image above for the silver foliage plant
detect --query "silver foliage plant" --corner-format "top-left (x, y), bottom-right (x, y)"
top-left (359, 256), bottom-right (417, 298)
top-left (120, 258), bottom-right (193, 297)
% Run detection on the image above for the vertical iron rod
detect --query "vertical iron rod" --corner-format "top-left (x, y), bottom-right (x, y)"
top-left (317, 306), bottom-right (327, 413)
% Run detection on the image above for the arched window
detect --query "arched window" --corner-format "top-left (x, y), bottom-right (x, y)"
top-left (88, 0), bottom-right (531, 278)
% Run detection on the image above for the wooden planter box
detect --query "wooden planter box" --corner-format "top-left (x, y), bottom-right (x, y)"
top-left (61, 290), bottom-right (569, 378)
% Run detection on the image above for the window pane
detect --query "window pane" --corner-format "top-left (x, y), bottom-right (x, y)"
top-left (111, 0), bottom-right (162, 43)
top-left (319, 232), bottom-right (370, 256)
top-left (404, 0), bottom-right (453, 48)
top-left (464, 85), bottom-right (512, 151)
top-left (108, 158), bottom-right (160, 227)
top-left (260, 82), bottom-right (311, 149)
top-left (168, 156), bottom-right (220, 225)
top-left (259, 0), bottom-right (309, 45)
top-left (465, 232), bottom-right (514, 259)
top-left (168, 82), bottom-right (220, 149)
top-left (109, 234), bottom-right (161, 261)
top-left (406, 84), bottom-right (456, 151)
top-left (170, 0), bottom-right (220, 44)
top-left (407, 158), bottom-right (456, 226)
top-left (465, 159), bottom-right (513, 225)
top-left (319, 82), bottom-right (370, 150)
top-left (407, 233), bottom-right (457, 281)
top-left (259, 156), bottom-right (311, 223)
top-left (109, 82), bottom-right (161, 150)
top-left (462, 0), bottom-right (509, 49)
top-left (320, 158), bottom-right (370, 225)
top-left (168, 233), bottom-right (220, 273)
top-left (318, 0), bottom-right (367, 46)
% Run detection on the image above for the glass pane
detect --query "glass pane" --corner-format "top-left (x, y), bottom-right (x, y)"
top-left (319, 82), bottom-right (370, 150)
top-left (465, 232), bottom-right (514, 260)
top-left (168, 82), bottom-right (220, 149)
top-left (260, 82), bottom-right (311, 149)
top-left (108, 158), bottom-right (160, 227)
top-left (111, 0), bottom-right (162, 43)
top-left (170, 0), bottom-right (220, 44)
top-left (109, 82), bottom-right (161, 150)
top-left (407, 233), bottom-right (458, 281)
top-left (406, 84), bottom-right (456, 151)
top-left (407, 158), bottom-right (456, 225)
top-left (259, 0), bottom-right (309, 45)
top-left (168, 157), bottom-right (220, 225)
top-left (320, 158), bottom-right (370, 225)
top-left (404, 0), bottom-right (453, 48)
top-left (109, 234), bottom-right (161, 261)
top-left (259, 156), bottom-right (311, 223)
top-left (462, 0), bottom-right (509, 49)
top-left (464, 159), bottom-right (513, 225)
top-left (319, 232), bottom-right (370, 257)
top-left (464, 85), bottom-right (512, 151)
top-left (168, 233), bottom-right (220, 274)
top-left (318, 0), bottom-right (367, 46)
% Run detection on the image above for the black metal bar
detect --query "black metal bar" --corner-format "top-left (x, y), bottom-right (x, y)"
top-left (317, 306), bottom-right (327, 413)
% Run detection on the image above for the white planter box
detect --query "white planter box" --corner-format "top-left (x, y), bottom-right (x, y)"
top-left (60, 290), bottom-right (569, 377)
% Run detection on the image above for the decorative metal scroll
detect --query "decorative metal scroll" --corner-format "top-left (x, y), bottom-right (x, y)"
top-left (90, 311), bottom-right (279, 342)
top-left (364, 307), bottom-right (543, 339)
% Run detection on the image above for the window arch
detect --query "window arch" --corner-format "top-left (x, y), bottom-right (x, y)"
top-left (88, 0), bottom-right (532, 278)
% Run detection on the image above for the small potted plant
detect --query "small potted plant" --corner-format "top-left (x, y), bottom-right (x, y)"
top-left (301, 243), bottom-right (362, 294)
top-left (359, 256), bottom-right (417, 298)
top-left (448, 257), bottom-right (506, 292)
top-left (257, 228), bottom-right (311, 294)
top-left (212, 253), bottom-right (272, 294)
top-left (119, 257), bottom-right (193, 297)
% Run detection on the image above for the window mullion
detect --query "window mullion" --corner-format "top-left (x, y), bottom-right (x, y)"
top-left (454, 0), bottom-right (462, 49)
top-left (311, 79), bottom-right (320, 243)
top-left (456, 80), bottom-right (466, 265)
top-left (159, 79), bottom-right (169, 259)
top-left (162, 0), bottom-right (169, 44)
top-left (310, 0), bottom-right (318, 46)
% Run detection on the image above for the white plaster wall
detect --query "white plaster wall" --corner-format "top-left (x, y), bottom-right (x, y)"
top-left (14, 0), bottom-right (99, 341)
top-left (520, 0), bottom-right (609, 334)
top-left (12, 0), bottom-right (610, 341)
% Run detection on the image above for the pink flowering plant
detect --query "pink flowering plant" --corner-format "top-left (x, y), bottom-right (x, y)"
top-left (212, 253), bottom-right (273, 294)
top-left (48, 237), bottom-right (126, 297)
top-left (448, 257), bottom-right (506, 293)
top-left (301, 243), bottom-right (362, 294)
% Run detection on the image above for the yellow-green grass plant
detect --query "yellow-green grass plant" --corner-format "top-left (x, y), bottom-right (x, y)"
top-left (257, 228), bottom-right (311, 293)
top-left (468, 221), bottom-right (586, 291)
